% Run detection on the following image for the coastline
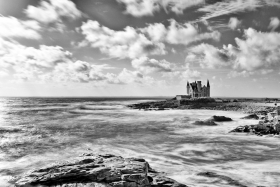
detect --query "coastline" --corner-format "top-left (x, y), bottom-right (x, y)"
top-left (127, 99), bottom-right (276, 114)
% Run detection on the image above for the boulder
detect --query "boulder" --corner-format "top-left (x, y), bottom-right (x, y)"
top-left (241, 114), bottom-right (259, 120)
top-left (211, 115), bottom-right (232, 122)
top-left (13, 154), bottom-right (188, 187)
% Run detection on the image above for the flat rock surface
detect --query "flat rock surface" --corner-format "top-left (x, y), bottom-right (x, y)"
top-left (13, 154), bottom-right (188, 187)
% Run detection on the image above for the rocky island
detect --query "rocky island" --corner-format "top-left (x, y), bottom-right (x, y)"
top-left (127, 98), bottom-right (277, 114)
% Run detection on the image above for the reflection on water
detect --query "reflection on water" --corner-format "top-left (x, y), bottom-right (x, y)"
top-left (0, 97), bottom-right (280, 187)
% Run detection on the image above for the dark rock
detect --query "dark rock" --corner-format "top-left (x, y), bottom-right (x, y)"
top-left (197, 171), bottom-right (247, 187)
top-left (229, 123), bottom-right (279, 136)
top-left (211, 115), bottom-right (232, 122)
top-left (241, 114), bottom-right (259, 120)
top-left (148, 173), bottom-right (186, 187)
top-left (13, 154), bottom-right (188, 187)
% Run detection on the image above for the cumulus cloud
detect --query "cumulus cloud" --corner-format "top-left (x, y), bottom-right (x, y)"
top-left (268, 17), bottom-right (280, 31)
top-left (0, 17), bottom-right (41, 39)
top-left (131, 57), bottom-right (173, 73)
top-left (186, 43), bottom-right (229, 69)
top-left (80, 19), bottom-right (220, 60)
top-left (0, 40), bottom-right (72, 69)
top-left (228, 17), bottom-right (242, 30)
top-left (0, 38), bottom-right (156, 85)
top-left (165, 20), bottom-right (220, 44)
top-left (41, 61), bottom-right (117, 83)
top-left (187, 28), bottom-right (280, 77)
top-left (80, 20), bottom-right (166, 59)
top-left (116, 0), bottom-right (204, 17)
top-left (142, 20), bottom-right (220, 45)
top-left (227, 28), bottom-right (280, 71)
top-left (25, 0), bottom-right (82, 30)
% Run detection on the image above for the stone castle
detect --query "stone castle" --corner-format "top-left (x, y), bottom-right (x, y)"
top-left (187, 80), bottom-right (210, 98)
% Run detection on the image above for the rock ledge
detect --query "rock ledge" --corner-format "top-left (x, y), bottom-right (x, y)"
top-left (13, 154), bottom-right (188, 187)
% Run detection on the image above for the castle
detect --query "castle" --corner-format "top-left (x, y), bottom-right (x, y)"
top-left (187, 80), bottom-right (210, 98)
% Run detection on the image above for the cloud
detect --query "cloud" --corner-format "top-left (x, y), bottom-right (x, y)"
top-left (80, 20), bottom-right (166, 59)
top-left (80, 19), bottom-right (220, 60)
top-left (268, 17), bottom-right (280, 31)
top-left (186, 43), bottom-right (229, 69)
top-left (0, 40), bottom-right (72, 69)
top-left (227, 70), bottom-right (254, 78)
top-left (0, 16), bottom-right (41, 39)
top-left (165, 20), bottom-right (220, 44)
top-left (25, 0), bottom-right (82, 30)
top-left (116, 0), bottom-right (204, 17)
top-left (187, 28), bottom-right (280, 76)
top-left (163, 63), bottom-right (201, 80)
top-left (228, 17), bottom-right (242, 30)
top-left (198, 0), bottom-right (262, 21)
top-left (131, 57), bottom-right (173, 73)
top-left (143, 20), bottom-right (220, 45)
top-left (0, 38), bottom-right (157, 85)
top-left (41, 60), bottom-right (117, 83)
top-left (226, 28), bottom-right (280, 71)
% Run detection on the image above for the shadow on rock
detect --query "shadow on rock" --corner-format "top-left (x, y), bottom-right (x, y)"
top-left (197, 171), bottom-right (247, 187)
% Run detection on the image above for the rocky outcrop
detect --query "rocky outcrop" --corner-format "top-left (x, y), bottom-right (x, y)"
top-left (229, 124), bottom-right (280, 136)
top-left (192, 115), bottom-right (232, 126)
top-left (211, 115), bottom-right (232, 122)
top-left (241, 114), bottom-right (259, 120)
top-left (13, 154), bottom-right (188, 187)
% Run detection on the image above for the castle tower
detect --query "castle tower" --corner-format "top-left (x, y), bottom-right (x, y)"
top-left (197, 81), bottom-right (202, 97)
top-left (186, 81), bottom-right (190, 95)
top-left (197, 81), bottom-right (202, 92)
top-left (207, 79), bottom-right (210, 97)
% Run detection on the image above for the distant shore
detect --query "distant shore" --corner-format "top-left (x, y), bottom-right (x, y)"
top-left (127, 97), bottom-right (278, 114)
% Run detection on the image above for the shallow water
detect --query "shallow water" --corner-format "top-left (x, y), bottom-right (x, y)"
top-left (0, 97), bottom-right (280, 187)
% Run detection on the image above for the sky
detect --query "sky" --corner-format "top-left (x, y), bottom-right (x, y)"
top-left (0, 0), bottom-right (280, 97)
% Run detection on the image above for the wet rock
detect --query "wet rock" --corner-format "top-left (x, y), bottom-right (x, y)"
top-left (197, 171), bottom-right (247, 187)
top-left (193, 119), bottom-right (218, 126)
top-left (193, 115), bottom-right (233, 126)
top-left (13, 154), bottom-right (188, 187)
top-left (211, 115), bottom-right (232, 122)
top-left (229, 123), bottom-right (279, 136)
top-left (148, 172), bottom-right (186, 187)
top-left (241, 114), bottom-right (259, 120)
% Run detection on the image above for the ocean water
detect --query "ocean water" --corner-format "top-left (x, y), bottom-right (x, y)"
top-left (0, 97), bottom-right (280, 187)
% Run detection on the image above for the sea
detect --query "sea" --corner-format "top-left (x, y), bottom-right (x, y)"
top-left (0, 97), bottom-right (280, 187)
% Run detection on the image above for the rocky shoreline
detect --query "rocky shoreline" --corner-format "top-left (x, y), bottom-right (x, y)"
top-left (11, 154), bottom-right (255, 187)
top-left (128, 99), bottom-right (280, 137)
top-left (12, 154), bottom-right (188, 187)
top-left (127, 99), bottom-right (275, 115)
